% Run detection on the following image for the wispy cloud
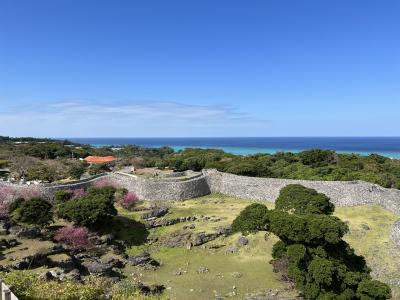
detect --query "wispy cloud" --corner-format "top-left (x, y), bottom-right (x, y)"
top-left (0, 100), bottom-right (270, 137)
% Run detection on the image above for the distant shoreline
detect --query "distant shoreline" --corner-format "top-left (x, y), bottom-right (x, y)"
top-left (67, 137), bottom-right (400, 159)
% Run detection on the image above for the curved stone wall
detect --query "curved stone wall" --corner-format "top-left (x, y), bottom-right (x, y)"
top-left (1, 169), bottom-right (400, 246)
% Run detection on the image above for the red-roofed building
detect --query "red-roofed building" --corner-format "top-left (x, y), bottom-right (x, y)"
top-left (84, 156), bottom-right (117, 164)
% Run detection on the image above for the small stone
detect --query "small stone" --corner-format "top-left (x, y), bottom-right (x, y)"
top-left (197, 266), bottom-right (209, 273)
top-left (361, 223), bottom-right (370, 230)
top-left (230, 272), bottom-right (242, 278)
top-left (237, 236), bottom-right (249, 246)
top-left (226, 246), bottom-right (239, 254)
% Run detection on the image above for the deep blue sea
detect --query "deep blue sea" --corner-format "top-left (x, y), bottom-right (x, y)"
top-left (68, 137), bottom-right (400, 159)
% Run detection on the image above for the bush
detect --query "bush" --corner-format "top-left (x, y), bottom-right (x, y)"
top-left (88, 163), bottom-right (110, 175)
top-left (54, 190), bottom-right (72, 204)
top-left (231, 203), bottom-right (269, 235)
top-left (8, 197), bottom-right (25, 212)
top-left (58, 187), bottom-right (117, 227)
top-left (120, 192), bottom-right (139, 210)
top-left (299, 149), bottom-right (337, 167)
top-left (356, 279), bottom-right (392, 300)
top-left (276, 184), bottom-right (334, 215)
top-left (11, 198), bottom-right (53, 226)
top-left (54, 226), bottom-right (92, 251)
top-left (231, 185), bottom-right (391, 299)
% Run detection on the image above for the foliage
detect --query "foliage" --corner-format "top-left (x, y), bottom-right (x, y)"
top-left (120, 192), bottom-right (139, 210)
top-left (231, 185), bottom-right (391, 299)
top-left (11, 198), bottom-right (53, 226)
top-left (26, 162), bottom-right (59, 182)
top-left (231, 203), bottom-right (269, 235)
top-left (88, 163), bottom-right (111, 175)
top-left (299, 149), bottom-right (337, 167)
top-left (357, 279), bottom-right (392, 300)
top-left (275, 184), bottom-right (334, 215)
top-left (58, 186), bottom-right (117, 227)
top-left (54, 190), bottom-right (72, 204)
top-left (8, 197), bottom-right (25, 212)
top-left (54, 226), bottom-right (92, 250)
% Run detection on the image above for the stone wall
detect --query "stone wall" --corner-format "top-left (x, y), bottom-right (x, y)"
top-left (2, 169), bottom-right (400, 245)
top-left (203, 169), bottom-right (400, 213)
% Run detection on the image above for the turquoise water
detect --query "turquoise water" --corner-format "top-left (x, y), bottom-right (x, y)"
top-left (69, 137), bottom-right (400, 159)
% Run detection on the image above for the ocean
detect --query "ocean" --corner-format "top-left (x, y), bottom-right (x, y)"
top-left (67, 137), bottom-right (400, 159)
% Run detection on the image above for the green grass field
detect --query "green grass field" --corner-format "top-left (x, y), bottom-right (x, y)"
top-left (120, 194), bottom-right (400, 299)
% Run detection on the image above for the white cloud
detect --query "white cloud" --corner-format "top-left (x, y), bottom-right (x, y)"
top-left (0, 100), bottom-right (270, 137)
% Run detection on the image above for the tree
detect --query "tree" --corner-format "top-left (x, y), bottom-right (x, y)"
top-left (58, 186), bottom-right (117, 227)
top-left (232, 203), bottom-right (269, 235)
top-left (357, 279), bottom-right (392, 300)
top-left (54, 190), bottom-right (72, 205)
top-left (299, 149), bottom-right (337, 167)
top-left (54, 226), bottom-right (92, 251)
top-left (275, 184), bottom-right (334, 215)
top-left (231, 186), bottom-right (392, 299)
top-left (11, 198), bottom-right (53, 226)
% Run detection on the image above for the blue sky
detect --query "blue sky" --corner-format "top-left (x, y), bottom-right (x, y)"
top-left (0, 0), bottom-right (399, 137)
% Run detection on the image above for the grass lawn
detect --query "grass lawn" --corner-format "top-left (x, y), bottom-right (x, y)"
top-left (121, 194), bottom-right (400, 300)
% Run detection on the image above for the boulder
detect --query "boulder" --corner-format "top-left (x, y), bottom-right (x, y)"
top-left (82, 259), bottom-right (113, 275)
top-left (0, 238), bottom-right (18, 250)
top-left (9, 226), bottom-right (42, 239)
top-left (192, 232), bottom-right (219, 246)
top-left (159, 230), bottom-right (192, 248)
top-left (142, 207), bottom-right (168, 219)
top-left (99, 233), bottom-right (115, 244)
top-left (215, 225), bottom-right (232, 237)
top-left (237, 236), bottom-right (249, 246)
top-left (127, 252), bottom-right (160, 268)
top-left (65, 269), bottom-right (81, 281)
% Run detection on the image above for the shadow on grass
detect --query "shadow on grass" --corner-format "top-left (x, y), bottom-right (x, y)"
top-left (98, 215), bottom-right (149, 247)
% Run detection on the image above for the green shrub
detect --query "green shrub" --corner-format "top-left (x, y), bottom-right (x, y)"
top-left (58, 187), bottom-right (117, 227)
top-left (275, 184), bottom-right (334, 215)
top-left (231, 185), bottom-right (391, 299)
top-left (54, 190), bottom-right (72, 204)
top-left (88, 163), bottom-right (110, 175)
top-left (11, 198), bottom-right (53, 226)
top-left (299, 149), bottom-right (337, 167)
top-left (8, 197), bottom-right (25, 212)
top-left (356, 279), bottom-right (392, 300)
top-left (231, 203), bottom-right (269, 235)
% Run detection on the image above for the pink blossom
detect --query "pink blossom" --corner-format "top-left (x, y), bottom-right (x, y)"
top-left (0, 186), bottom-right (15, 201)
top-left (65, 188), bottom-right (86, 199)
top-left (54, 226), bottom-right (92, 251)
top-left (121, 192), bottom-right (139, 210)
top-left (15, 187), bottom-right (41, 199)
top-left (93, 178), bottom-right (120, 188)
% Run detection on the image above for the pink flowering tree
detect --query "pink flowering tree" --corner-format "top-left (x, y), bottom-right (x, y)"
top-left (120, 192), bottom-right (139, 211)
top-left (0, 186), bottom-right (15, 202)
top-left (93, 178), bottom-right (120, 188)
top-left (54, 226), bottom-right (92, 251)
top-left (0, 186), bottom-right (41, 202)
top-left (65, 188), bottom-right (86, 199)
top-left (16, 187), bottom-right (41, 200)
